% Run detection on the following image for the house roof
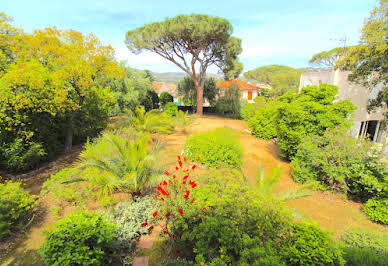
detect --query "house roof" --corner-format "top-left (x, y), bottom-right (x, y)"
top-left (216, 79), bottom-right (261, 91)
top-left (152, 81), bottom-right (177, 95)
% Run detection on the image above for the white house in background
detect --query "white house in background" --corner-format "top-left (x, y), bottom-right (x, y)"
top-left (216, 79), bottom-right (271, 103)
top-left (299, 70), bottom-right (387, 145)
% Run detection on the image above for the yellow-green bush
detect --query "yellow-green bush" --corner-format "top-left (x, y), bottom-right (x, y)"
top-left (0, 179), bottom-right (36, 240)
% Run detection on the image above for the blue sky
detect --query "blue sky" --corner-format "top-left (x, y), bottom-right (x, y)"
top-left (2, 0), bottom-right (376, 73)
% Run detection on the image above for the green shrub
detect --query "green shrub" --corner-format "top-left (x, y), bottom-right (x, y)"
top-left (276, 84), bottom-right (356, 159)
top-left (0, 180), bottom-right (36, 240)
top-left (183, 128), bottom-right (243, 168)
top-left (164, 102), bottom-right (178, 116)
top-left (281, 222), bottom-right (344, 265)
top-left (340, 228), bottom-right (388, 254)
top-left (41, 168), bottom-right (96, 206)
top-left (160, 91), bottom-right (174, 106)
top-left (107, 196), bottom-right (155, 264)
top-left (291, 128), bottom-right (388, 201)
top-left (364, 197), bottom-right (388, 224)
top-left (242, 97), bottom-right (278, 140)
top-left (215, 85), bottom-right (241, 118)
top-left (168, 168), bottom-right (292, 265)
top-left (78, 132), bottom-right (163, 196)
top-left (340, 228), bottom-right (388, 266)
top-left (0, 138), bottom-right (46, 172)
top-left (39, 211), bottom-right (117, 266)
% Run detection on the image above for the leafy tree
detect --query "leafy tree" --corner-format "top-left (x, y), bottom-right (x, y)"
top-left (0, 15), bottom-right (123, 171)
top-left (336, 0), bottom-right (388, 125)
top-left (159, 91), bottom-right (174, 106)
top-left (276, 84), bottom-right (356, 159)
top-left (177, 76), bottom-right (219, 107)
top-left (215, 84), bottom-right (241, 118)
top-left (244, 65), bottom-right (302, 96)
top-left (309, 47), bottom-right (351, 69)
top-left (108, 66), bottom-right (156, 115)
top-left (125, 14), bottom-right (243, 116)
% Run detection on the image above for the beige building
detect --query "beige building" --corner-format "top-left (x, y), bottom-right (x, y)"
top-left (216, 79), bottom-right (271, 103)
top-left (299, 70), bottom-right (386, 145)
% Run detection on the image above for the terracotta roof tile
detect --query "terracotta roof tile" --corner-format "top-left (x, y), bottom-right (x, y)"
top-left (216, 79), bottom-right (261, 91)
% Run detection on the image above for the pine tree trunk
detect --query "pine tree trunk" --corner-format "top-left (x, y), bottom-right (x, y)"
top-left (65, 127), bottom-right (73, 152)
top-left (196, 84), bottom-right (203, 116)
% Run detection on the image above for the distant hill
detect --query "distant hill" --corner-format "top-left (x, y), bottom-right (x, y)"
top-left (150, 71), bottom-right (221, 84)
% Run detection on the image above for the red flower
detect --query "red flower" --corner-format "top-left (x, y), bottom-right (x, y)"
top-left (148, 226), bottom-right (154, 232)
top-left (163, 230), bottom-right (168, 235)
top-left (153, 211), bottom-right (158, 218)
top-left (183, 180), bottom-right (186, 185)
top-left (173, 175), bottom-right (176, 179)
top-left (196, 157), bottom-right (200, 162)
top-left (157, 186), bottom-right (162, 192)
top-left (192, 199), bottom-right (195, 203)
top-left (165, 212), bottom-right (171, 218)
top-left (155, 193), bottom-right (160, 197)
top-left (192, 165), bottom-right (196, 170)
top-left (171, 234), bottom-right (175, 239)
top-left (178, 155), bottom-right (181, 160)
top-left (141, 222), bottom-right (148, 227)
top-left (162, 180), bottom-right (168, 186)
top-left (176, 166), bottom-right (179, 170)
top-left (179, 160), bottom-right (183, 167)
top-left (161, 198), bottom-right (165, 201)
top-left (184, 157), bottom-right (187, 162)
top-left (179, 234), bottom-right (182, 239)
top-left (184, 190), bottom-right (190, 199)
top-left (191, 182), bottom-right (197, 188)
top-left (179, 209), bottom-right (183, 215)
top-left (176, 249), bottom-right (180, 254)
top-left (164, 170), bottom-right (170, 176)
top-left (183, 175), bottom-right (189, 180)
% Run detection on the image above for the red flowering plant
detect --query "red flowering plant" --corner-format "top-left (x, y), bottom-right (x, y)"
top-left (141, 155), bottom-right (200, 253)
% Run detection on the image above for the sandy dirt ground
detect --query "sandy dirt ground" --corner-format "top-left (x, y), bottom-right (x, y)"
top-left (1, 115), bottom-right (387, 265)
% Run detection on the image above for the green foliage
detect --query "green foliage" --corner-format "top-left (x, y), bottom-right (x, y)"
top-left (183, 128), bottom-right (242, 168)
top-left (291, 128), bottom-right (388, 201)
top-left (177, 76), bottom-right (219, 106)
top-left (364, 197), bottom-right (388, 224)
top-left (169, 168), bottom-right (292, 265)
top-left (39, 210), bottom-right (117, 266)
top-left (0, 14), bottom-right (123, 172)
top-left (175, 110), bottom-right (194, 133)
top-left (78, 132), bottom-right (163, 196)
top-left (276, 84), bottom-right (356, 159)
top-left (242, 97), bottom-right (278, 140)
top-left (108, 66), bottom-right (157, 115)
top-left (164, 102), bottom-right (178, 116)
top-left (309, 47), bottom-right (351, 69)
top-left (107, 196), bottom-right (155, 263)
top-left (41, 168), bottom-right (96, 206)
top-left (336, 0), bottom-right (388, 121)
top-left (281, 222), bottom-right (344, 265)
top-left (125, 14), bottom-right (242, 114)
top-left (0, 138), bottom-right (46, 172)
top-left (340, 228), bottom-right (388, 266)
top-left (160, 91), bottom-right (174, 107)
top-left (243, 65), bottom-right (301, 96)
top-left (118, 106), bottom-right (175, 134)
top-left (0, 180), bottom-right (36, 240)
top-left (215, 85), bottom-right (241, 118)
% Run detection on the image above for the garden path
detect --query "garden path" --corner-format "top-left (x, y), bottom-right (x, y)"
top-left (159, 115), bottom-right (388, 238)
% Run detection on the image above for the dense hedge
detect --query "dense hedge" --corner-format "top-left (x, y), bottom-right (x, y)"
top-left (39, 211), bottom-right (117, 266)
top-left (183, 128), bottom-right (243, 168)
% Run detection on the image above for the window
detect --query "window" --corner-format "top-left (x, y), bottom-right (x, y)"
top-left (358, 120), bottom-right (382, 142)
top-left (247, 91), bottom-right (252, 100)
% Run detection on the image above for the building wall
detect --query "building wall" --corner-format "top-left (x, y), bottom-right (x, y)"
top-left (242, 90), bottom-right (258, 103)
top-left (299, 70), bottom-right (386, 146)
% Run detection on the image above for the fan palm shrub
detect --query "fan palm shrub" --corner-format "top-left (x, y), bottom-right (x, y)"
top-left (176, 110), bottom-right (194, 133)
top-left (256, 162), bottom-right (311, 202)
top-left (78, 132), bottom-right (163, 196)
top-left (118, 106), bottom-right (174, 134)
